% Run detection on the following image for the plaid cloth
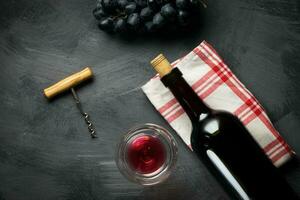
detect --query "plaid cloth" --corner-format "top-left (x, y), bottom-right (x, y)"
top-left (142, 41), bottom-right (294, 167)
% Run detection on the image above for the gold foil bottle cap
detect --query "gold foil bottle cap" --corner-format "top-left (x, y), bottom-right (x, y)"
top-left (150, 54), bottom-right (172, 77)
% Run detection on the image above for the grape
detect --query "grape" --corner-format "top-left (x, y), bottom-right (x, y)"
top-left (155, 0), bottom-right (164, 6)
top-left (189, 0), bottom-right (201, 9)
top-left (176, 0), bottom-right (190, 10)
top-left (136, 0), bottom-right (147, 8)
top-left (125, 2), bottom-right (138, 14)
top-left (152, 12), bottom-right (165, 28)
top-left (177, 10), bottom-right (190, 26)
top-left (160, 4), bottom-right (177, 21)
top-left (117, 0), bottom-right (128, 9)
top-left (96, 1), bottom-right (103, 9)
top-left (98, 18), bottom-right (114, 31)
top-left (140, 7), bottom-right (153, 21)
top-left (163, 0), bottom-right (171, 4)
top-left (114, 18), bottom-right (128, 32)
top-left (144, 21), bottom-right (156, 32)
top-left (127, 13), bottom-right (140, 30)
top-left (147, 0), bottom-right (158, 10)
top-left (101, 0), bottom-right (117, 13)
top-left (93, 8), bottom-right (108, 20)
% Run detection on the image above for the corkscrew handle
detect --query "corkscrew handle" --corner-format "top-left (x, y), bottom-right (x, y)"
top-left (43, 67), bottom-right (93, 99)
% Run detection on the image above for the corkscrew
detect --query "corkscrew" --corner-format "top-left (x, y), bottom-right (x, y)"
top-left (43, 67), bottom-right (97, 138)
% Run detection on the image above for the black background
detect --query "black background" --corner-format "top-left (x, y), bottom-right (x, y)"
top-left (0, 0), bottom-right (300, 199)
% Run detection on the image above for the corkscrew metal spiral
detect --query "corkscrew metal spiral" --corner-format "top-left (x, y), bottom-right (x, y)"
top-left (71, 88), bottom-right (97, 138)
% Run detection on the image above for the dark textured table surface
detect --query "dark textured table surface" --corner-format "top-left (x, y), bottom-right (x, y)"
top-left (1, 0), bottom-right (300, 199)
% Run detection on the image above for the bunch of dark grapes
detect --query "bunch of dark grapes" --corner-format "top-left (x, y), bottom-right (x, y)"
top-left (93, 0), bottom-right (205, 34)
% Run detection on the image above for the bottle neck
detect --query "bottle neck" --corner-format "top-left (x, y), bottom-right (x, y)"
top-left (161, 68), bottom-right (211, 122)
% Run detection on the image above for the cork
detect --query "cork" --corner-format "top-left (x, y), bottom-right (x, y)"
top-left (150, 54), bottom-right (172, 77)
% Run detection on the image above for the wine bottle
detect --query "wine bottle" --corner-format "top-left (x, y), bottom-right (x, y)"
top-left (150, 54), bottom-right (299, 200)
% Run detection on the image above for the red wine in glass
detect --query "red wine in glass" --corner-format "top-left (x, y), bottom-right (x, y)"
top-left (116, 124), bottom-right (177, 185)
top-left (127, 135), bottom-right (166, 174)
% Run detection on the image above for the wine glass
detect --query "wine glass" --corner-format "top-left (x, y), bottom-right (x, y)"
top-left (116, 123), bottom-right (178, 185)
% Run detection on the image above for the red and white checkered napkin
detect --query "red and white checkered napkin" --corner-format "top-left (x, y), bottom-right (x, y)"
top-left (142, 41), bottom-right (294, 167)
